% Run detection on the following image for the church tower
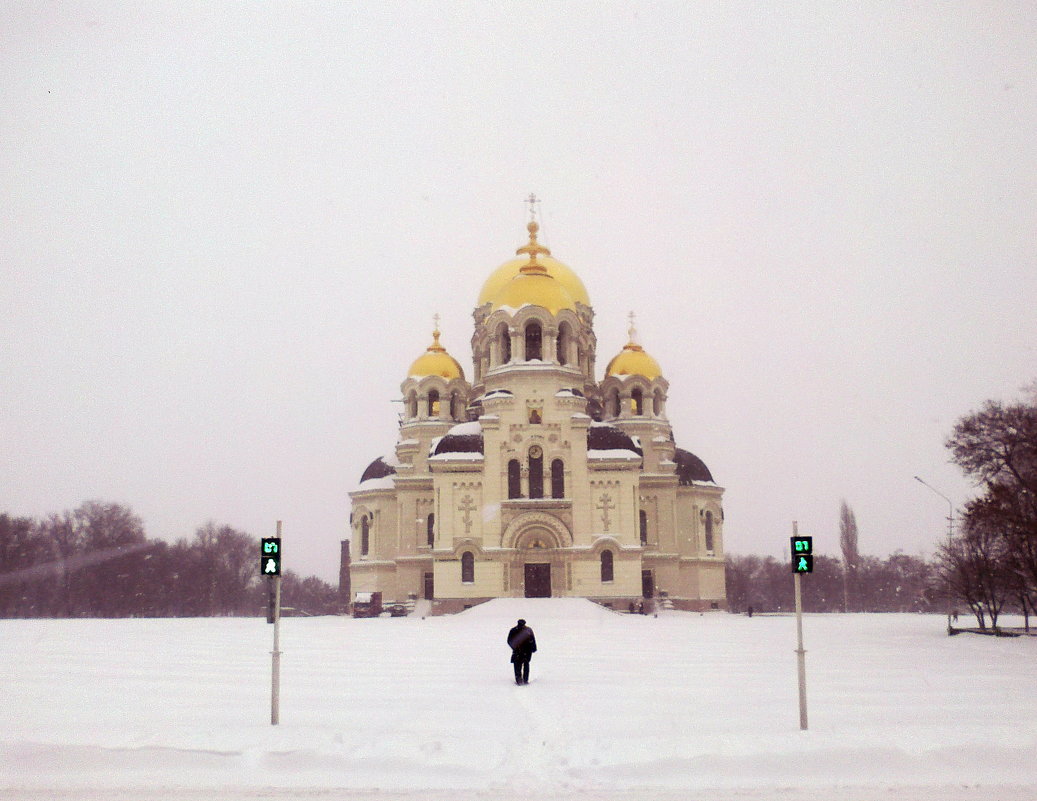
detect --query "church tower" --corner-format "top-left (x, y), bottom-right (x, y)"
top-left (346, 211), bottom-right (726, 613)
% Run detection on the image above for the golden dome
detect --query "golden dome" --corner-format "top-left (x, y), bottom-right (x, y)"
top-left (478, 222), bottom-right (590, 308)
top-left (408, 322), bottom-right (465, 380)
top-left (492, 272), bottom-right (577, 315)
top-left (605, 316), bottom-right (663, 380)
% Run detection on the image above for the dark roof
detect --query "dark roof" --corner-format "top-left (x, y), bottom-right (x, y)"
top-left (674, 448), bottom-right (714, 484)
top-left (360, 456), bottom-right (397, 483)
top-left (431, 433), bottom-right (484, 456)
top-left (587, 424), bottom-right (642, 456)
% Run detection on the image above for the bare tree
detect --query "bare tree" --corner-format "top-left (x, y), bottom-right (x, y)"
top-left (839, 500), bottom-right (859, 612)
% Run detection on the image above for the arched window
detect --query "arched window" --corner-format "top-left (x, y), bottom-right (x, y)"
top-left (653, 389), bottom-right (663, 417)
top-left (360, 516), bottom-right (370, 556)
top-left (631, 387), bottom-right (644, 416)
top-left (525, 320), bottom-right (542, 361)
top-left (607, 388), bottom-right (620, 419)
top-left (426, 513), bottom-right (435, 547)
top-left (499, 323), bottom-right (511, 364)
top-left (705, 511), bottom-right (715, 551)
top-left (407, 391), bottom-right (418, 419)
top-left (507, 459), bottom-right (522, 499)
top-left (551, 459), bottom-right (564, 499)
top-left (600, 550), bottom-right (614, 582)
top-left (528, 447), bottom-right (544, 499)
top-left (461, 552), bottom-right (474, 583)
top-left (639, 509), bottom-right (648, 545)
top-left (557, 323), bottom-right (570, 366)
top-left (427, 389), bottom-right (440, 417)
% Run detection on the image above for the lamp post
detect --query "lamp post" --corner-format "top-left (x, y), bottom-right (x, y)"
top-left (914, 476), bottom-right (954, 634)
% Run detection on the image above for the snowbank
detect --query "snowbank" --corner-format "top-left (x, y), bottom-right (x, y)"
top-left (1, 611), bottom-right (1035, 800)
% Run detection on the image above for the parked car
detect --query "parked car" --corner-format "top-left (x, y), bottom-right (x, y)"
top-left (352, 591), bottom-right (382, 618)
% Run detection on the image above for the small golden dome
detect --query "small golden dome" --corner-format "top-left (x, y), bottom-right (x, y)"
top-left (478, 221), bottom-right (590, 308)
top-left (408, 321), bottom-right (465, 380)
top-left (605, 315), bottom-right (663, 380)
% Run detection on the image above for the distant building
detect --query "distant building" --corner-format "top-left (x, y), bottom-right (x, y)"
top-left (344, 219), bottom-right (725, 613)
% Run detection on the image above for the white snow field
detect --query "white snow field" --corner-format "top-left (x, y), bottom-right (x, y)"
top-left (2, 599), bottom-right (1036, 801)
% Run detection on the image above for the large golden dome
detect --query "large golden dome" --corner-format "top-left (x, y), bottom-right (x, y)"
top-left (478, 221), bottom-right (590, 308)
top-left (408, 325), bottom-right (465, 380)
top-left (605, 319), bottom-right (663, 380)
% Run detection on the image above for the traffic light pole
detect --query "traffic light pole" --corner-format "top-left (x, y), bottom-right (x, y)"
top-left (793, 522), bottom-right (808, 731)
top-left (271, 520), bottom-right (282, 726)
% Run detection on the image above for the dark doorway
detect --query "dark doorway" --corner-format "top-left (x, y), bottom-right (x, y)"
top-left (524, 563), bottom-right (551, 598)
top-left (423, 572), bottom-right (434, 600)
top-left (641, 569), bottom-right (654, 599)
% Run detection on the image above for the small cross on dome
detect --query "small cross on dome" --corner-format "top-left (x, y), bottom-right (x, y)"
top-left (525, 192), bottom-right (539, 222)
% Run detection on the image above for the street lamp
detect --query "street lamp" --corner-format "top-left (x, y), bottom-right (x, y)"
top-left (914, 475), bottom-right (954, 634)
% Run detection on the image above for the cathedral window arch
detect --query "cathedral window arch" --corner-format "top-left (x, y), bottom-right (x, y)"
top-left (705, 511), bottom-right (715, 552)
top-left (360, 515), bottom-right (370, 557)
top-left (498, 323), bottom-right (511, 364)
top-left (426, 513), bottom-right (435, 547)
top-left (631, 387), bottom-right (644, 416)
top-left (528, 446), bottom-right (544, 499)
top-left (639, 509), bottom-right (648, 545)
top-left (557, 323), bottom-right (571, 366)
top-left (525, 320), bottom-right (542, 361)
top-left (600, 550), bottom-right (614, 583)
top-left (507, 459), bottom-right (522, 499)
top-left (427, 389), bottom-right (440, 418)
top-left (551, 459), bottom-right (564, 499)
top-left (461, 551), bottom-right (474, 583)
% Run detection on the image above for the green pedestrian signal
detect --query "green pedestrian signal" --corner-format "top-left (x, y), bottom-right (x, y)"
top-left (790, 536), bottom-right (813, 573)
top-left (260, 537), bottom-right (281, 576)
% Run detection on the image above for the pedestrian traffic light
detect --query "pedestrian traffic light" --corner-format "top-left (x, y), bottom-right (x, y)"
top-left (260, 537), bottom-right (281, 576)
top-left (790, 535), bottom-right (813, 573)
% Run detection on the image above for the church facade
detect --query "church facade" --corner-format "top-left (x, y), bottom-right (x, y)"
top-left (344, 220), bottom-right (726, 614)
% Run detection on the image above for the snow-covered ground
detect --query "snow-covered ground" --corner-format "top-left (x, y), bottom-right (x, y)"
top-left (2, 600), bottom-right (1036, 801)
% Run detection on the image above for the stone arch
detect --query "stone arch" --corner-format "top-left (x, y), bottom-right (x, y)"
top-left (502, 512), bottom-right (573, 551)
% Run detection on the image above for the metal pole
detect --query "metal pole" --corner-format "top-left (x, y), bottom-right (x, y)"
top-left (793, 521), bottom-right (808, 731)
top-left (272, 520), bottom-right (282, 726)
top-left (914, 476), bottom-right (954, 634)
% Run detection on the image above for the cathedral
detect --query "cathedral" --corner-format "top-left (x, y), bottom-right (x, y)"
top-left (343, 217), bottom-right (726, 614)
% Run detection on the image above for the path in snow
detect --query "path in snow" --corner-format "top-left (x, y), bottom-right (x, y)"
top-left (1, 601), bottom-right (1035, 800)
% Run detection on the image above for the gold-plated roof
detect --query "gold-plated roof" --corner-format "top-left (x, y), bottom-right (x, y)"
top-left (605, 316), bottom-right (663, 380)
top-left (478, 221), bottom-right (591, 308)
top-left (408, 321), bottom-right (465, 380)
top-left (492, 272), bottom-right (577, 315)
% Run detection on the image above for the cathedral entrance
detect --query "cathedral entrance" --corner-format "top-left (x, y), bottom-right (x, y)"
top-left (524, 563), bottom-right (551, 598)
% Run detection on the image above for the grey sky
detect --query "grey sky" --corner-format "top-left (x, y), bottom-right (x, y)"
top-left (3, 3), bottom-right (1035, 582)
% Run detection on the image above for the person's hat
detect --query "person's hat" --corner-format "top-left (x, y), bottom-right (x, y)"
top-left (517, 619), bottom-right (526, 626)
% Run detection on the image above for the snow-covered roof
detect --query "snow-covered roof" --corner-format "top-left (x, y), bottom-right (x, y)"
top-left (428, 452), bottom-right (485, 462)
top-left (357, 475), bottom-right (396, 491)
top-left (446, 421), bottom-right (482, 436)
top-left (588, 449), bottom-right (642, 460)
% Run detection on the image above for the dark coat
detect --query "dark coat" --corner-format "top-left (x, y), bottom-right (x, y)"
top-left (507, 624), bottom-right (537, 663)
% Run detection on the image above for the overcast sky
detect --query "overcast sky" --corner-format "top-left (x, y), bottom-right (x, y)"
top-left (3, 3), bottom-right (1035, 583)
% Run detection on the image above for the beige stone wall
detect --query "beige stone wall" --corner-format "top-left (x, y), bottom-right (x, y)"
top-left (434, 557), bottom-right (504, 598)
top-left (571, 551), bottom-right (641, 596)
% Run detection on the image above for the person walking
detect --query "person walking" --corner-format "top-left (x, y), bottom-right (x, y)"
top-left (507, 618), bottom-right (537, 685)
